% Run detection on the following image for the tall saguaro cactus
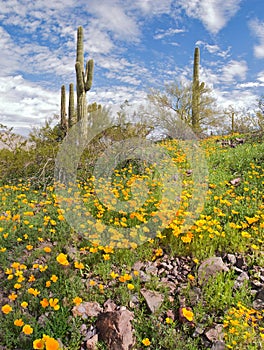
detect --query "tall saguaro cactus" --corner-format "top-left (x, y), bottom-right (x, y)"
top-left (68, 83), bottom-right (75, 128)
top-left (75, 26), bottom-right (94, 121)
top-left (60, 85), bottom-right (68, 134)
top-left (191, 47), bottom-right (204, 134)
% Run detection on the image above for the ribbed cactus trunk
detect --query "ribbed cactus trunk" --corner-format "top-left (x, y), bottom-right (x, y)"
top-left (75, 26), bottom-right (94, 121)
top-left (68, 83), bottom-right (75, 128)
top-left (231, 111), bottom-right (235, 134)
top-left (191, 47), bottom-right (203, 134)
top-left (60, 85), bottom-right (68, 133)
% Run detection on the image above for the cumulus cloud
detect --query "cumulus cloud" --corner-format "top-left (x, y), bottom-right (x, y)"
top-left (249, 19), bottom-right (264, 59)
top-left (0, 75), bottom-right (60, 135)
top-left (178, 0), bottom-right (241, 34)
top-left (0, 0), bottom-right (262, 134)
top-left (221, 60), bottom-right (247, 83)
top-left (86, 0), bottom-right (140, 41)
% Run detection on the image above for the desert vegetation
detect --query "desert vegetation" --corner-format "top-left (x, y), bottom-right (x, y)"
top-left (0, 26), bottom-right (263, 350)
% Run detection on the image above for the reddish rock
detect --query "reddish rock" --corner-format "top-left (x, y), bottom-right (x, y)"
top-left (72, 301), bottom-right (103, 319)
top-left (86, 334), bottom-right (98, 350)
top-left (140, 288), bottom-right (164, 313)
top-left (96, 308), bottom-right (135, 350)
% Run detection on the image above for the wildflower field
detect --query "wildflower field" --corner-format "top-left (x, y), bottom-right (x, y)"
top-left (0, 133), bottom-right (263, 349)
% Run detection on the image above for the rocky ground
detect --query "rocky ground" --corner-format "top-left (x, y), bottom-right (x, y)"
top-left (72, 252), bottom-right (264, 349)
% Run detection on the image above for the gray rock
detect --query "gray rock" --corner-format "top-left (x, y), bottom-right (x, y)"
top-left (234, 271), bottom-right (249, 289)
top-left (211, 341), bottom-right (226, 350)
top-left (198, 257), bottom-right (229, 284)
top-left (145, 264), bottom-right (158, 275)
top-left (227, 254), bottom-right (236, 265)
top-left (193, 325), bottom-right (204, 337)
top-left (140, 288), bottom-right (164, 313)
top-left (253, 299), bottom-right (264, 310)
top-left (139, 270), bottom-right (151, 282)
top-left (256, 288), bottom-right (264, 301)
top-left (205, 324), bottom-right (224, 342)
top-left (72, 301), bottom-right (103, 319)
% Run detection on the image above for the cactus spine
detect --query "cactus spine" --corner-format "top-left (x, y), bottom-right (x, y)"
top-left (75, 26), bottom-right (94, 121)
top-left (191, 47), bottom-right (204, 134)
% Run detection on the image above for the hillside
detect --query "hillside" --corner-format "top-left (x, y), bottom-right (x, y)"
top-left (0, 134), bottom-right (263, 350)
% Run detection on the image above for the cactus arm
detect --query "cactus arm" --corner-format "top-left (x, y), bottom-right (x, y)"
top-left (84, 59), bottom-right (94, 91)
top-left (75, 62), bottom-right (85, 93)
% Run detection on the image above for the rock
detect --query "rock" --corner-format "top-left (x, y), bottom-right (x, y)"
top-left (205, 324), bottom-right (224, 342)
top-left (139, 270), bottom-right (151, 282)
top-left (72, 301), bottom-right (103, 319)
top-left (253, 299), bottom-right (264, 310)
top-left (132, 261), bottom-right (144, 271)
top-left (235, 256), bottom-right (246, 269)
top-left (211, 341), bottom-right (226, 350)
top-left (227, 254), bottom-right (236, 265)
top-left (229, 177), bottom-right (241, 186)
top-left (198, 257), bottom-right (229, 285)
top-left (84, 325), bottom-right (97, 340)
top-left (193, 325), bottom-right (204, 337)
top-left (256, 288), bottom-right (264, 301)
top-left (140, 288), bottom-right (164, 313)
top-left (145, 264), bottom-right (158, 275)
top-left (234, 271), bottom-right (249, 289)
top-left (86, 334), bottom-right (98, 350)
top-left (96, 309), bottom-right (135, 350)
top-left (129, 295), bottom-right (140, 309)
top-left (251, 280), bottom-right (263, 288)
top-left (103, 299), bottom-right (117, 312)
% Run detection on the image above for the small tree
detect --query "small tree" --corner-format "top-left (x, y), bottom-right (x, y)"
top-left (256, 95), bottom-right (264, 131)
top-left (147, 81), bottom-right (218, 138)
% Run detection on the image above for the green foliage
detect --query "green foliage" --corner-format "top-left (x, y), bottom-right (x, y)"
top-left (0, 133), bottom-right (263, 349)
top-left (0, 120), bottom-right (61, 187)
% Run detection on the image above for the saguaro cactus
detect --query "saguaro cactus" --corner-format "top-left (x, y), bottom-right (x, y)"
top-left (60, 85), bottom-right (68, 134)
top-left (191, 47), bottom-right (204, 134)
top-left (68, 83), bottom-right (75, 128)
top-left (75, 26), bottom-right (94, 121)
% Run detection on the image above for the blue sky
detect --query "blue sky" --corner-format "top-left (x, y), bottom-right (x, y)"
top-left (0, 0), bottom-right (263, 135)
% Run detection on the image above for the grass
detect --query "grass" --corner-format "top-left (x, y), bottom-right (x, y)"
top-left (0, 133), bottom-right (263, 349)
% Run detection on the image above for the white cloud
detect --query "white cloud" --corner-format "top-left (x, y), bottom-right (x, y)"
top-left (154, 28), bottom-right (185, 40)
top-left (0, 27), bottom-right (21, 75)
top-left (196, 40), bottom-right (231, 58)
top-left (237, 82), bottom-right (264, 88)
top-left (178, 0), bottom-right (241, 34)
top-left (257, 71), bottom-right (264, 83)
top-left (249, 19), bottom-right (264, 59)
top-left (215, 88), bottom-right (257, 110)
top-left (132, 0), bottom-right (173, 15)
top-left (86, 0), bottom-right (140, 41)
top-left (221, 60), bottom-right (247, 83)
top-left (0, 75), bottom-right (60, 135)
top-left (196, 41), bottom-right (220, 54)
